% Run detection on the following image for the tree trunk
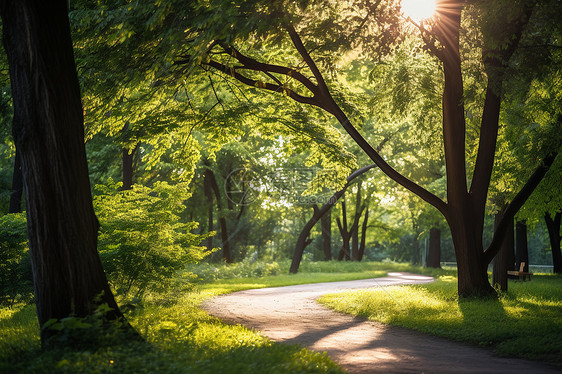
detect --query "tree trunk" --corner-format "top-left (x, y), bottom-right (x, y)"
top-left (437, 7), bottom-right (495, 297)
top-left (120, 122), bottom-right (135, 191)
top-left (337, 199), bottom-right (351, 261)
top-left (321, 207), bottom-right (332, 261)
top-left (203, 169), bottom-right (214, 252)
top-left (426, 228), bottom-right (441, 268)
top-left (289, 165), bottom-right (376, 273)
top-left (122, 147), bottom-right (134, 190)
top-left (358, 208), bottom-right (369, 261)
top-left (206, 167), bottom-right (232, 263)
top-left (336, 224), bottom-right (351, 261)
top-left (447, 209), bottom-right (494, 297)
top-left (515, 221), bottom-right (529, 272)
top-left (351, 182), bottom-right (362, 261)
top-left (545, 212), bottom-right (562, 274)
top-left (492, 210), bottom-right (514, 291)
top-left (0, 0), bottom-right (127, 347)
top-left (8, 147), bottom-right (23, 213)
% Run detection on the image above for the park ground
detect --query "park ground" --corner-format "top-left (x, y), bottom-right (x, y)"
top-left (1, 261), bottom-right (561, 373)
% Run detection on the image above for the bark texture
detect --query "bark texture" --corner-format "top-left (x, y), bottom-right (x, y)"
top-left (8, 147), bottom-right (23, 213)
top-left (426, 228), bottom-right (441, 268)
top-left (0, 0), bottom-right (125, 346)
top-left (492, 211), bottom-right (514, 291)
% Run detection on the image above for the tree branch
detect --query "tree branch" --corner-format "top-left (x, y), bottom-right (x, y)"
top-left (484, 153), bottom-right (558, 264)
top-left (200, 26), bottom-right (448, 219)
top-left (285, 24), bottom-right (331, 95)
top-left (470, 3), bottom-right (534, 206)
top-left (202, 59), bottom-right (320, 108)
top-left (220, 43), bottom-right (318, 93)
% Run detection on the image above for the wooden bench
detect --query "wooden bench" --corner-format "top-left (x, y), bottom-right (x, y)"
top-left (507, 262), bottom-right (533, 281)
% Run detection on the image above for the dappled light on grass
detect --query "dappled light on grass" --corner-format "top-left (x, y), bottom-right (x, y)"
top-left (6, 261), bottom-right (426, 373)
top-left (1, 289), bottom-right (343, 373)
top-left (319, 275), bottom-right (562, 362)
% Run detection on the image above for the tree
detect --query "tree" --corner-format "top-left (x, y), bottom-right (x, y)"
top-left (492, 208), bottom-right (515, 291)
top-left (289, 164), bottom-right (377, 273)
top-left (187, 0), bottom-right (559, 296)
top-left (545, 212), bottom-right (562, 273)
top-left (426, 228), bottom-right (441, 268)
top-left (0, 0), bottom-right (129, 347)
top-left (8, 149), bottom-right (22, 213)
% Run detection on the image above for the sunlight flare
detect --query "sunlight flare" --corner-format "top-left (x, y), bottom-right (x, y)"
top-left (400, 0), bottom-right (437, 23)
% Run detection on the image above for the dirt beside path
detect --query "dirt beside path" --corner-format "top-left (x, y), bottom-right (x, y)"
top-left (202, 272), bottom-right (560, 373)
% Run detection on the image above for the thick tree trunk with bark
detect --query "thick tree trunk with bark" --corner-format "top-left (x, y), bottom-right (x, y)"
top-left (448, 211), bottom-right (494, 296)
top-left (515, 221), bottom-right (529, 272)
top-left (492, 211), bottom-right (514, 291)
top-left (8, 148), bottom-right (23, 213)
top-left (0, 0), bottom-right (127, 347)
top-left (545, 212), bottom-right (562, 274)
top-left (426, 228), bottom-right (441, 268)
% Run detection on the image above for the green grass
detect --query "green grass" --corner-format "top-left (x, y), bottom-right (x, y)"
top-left (319, 273), bottom-right (562, 363)
top-left (0, 296), bottom-right (344, 373)
top-left (0, 260), bottom-right (421, 374)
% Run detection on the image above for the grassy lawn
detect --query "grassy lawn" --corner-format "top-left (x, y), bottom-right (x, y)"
top-left (319, 273), bottom-right (562, 363)
top-left (0, 260), bottom-right (420, 374)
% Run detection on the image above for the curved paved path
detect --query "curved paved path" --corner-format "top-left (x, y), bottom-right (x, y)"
top-left (202, 272), bottom-right (560, 373)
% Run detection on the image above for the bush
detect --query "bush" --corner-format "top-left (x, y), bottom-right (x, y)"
top-left (0, 213), bottom-right (33, 306)
top-left (94, 180), bottom-right (211, 298)
top-left (186, 259), bottom-right (284, 282)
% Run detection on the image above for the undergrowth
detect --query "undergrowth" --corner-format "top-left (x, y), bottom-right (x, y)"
top-left (3, 259), bottom-right (428, 373)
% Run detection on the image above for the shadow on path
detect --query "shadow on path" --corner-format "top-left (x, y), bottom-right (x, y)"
top-left (203, 273), bottom-right (560, 373)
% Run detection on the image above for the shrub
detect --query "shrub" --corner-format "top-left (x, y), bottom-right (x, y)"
top-left (186, 259), bottom-right (284, 282)
top-left (94, 180), bottom-right (211, 298)
top-left (0, 213), bottom-right (33, 306)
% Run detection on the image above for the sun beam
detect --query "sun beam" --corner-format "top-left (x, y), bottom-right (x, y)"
top-left (400, 0), bottom-right (437, 23)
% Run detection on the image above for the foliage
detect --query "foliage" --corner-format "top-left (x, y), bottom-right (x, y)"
top-left (0, 213), bottom-right (32, 306)
top-left (94, 180), bottom-right (211, 298)
top-left (320, 274), bottom-right (562, 362)
top-left (186, 258), bottom-right (282, 282)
